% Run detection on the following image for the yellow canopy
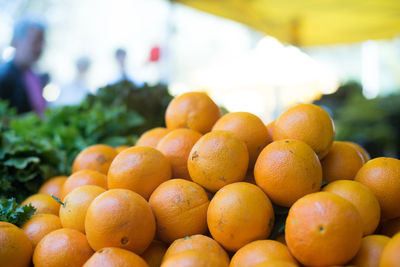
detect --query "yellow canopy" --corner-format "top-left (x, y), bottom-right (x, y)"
top-left (172, 0), bottom-right (400, 46)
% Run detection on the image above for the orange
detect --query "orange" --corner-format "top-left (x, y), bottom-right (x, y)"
top-left (59, 185), bottom-right (106, 233)
top-left (108, 146), bottom-right (171, 199)
top-left (60, 169), bottom-right (107, 200)
top-left (156, 128), bottom-right (202, 179)
top-left (350, 235), bottom-right (390, 267)
top-left (379, 232), bottom-right (400, 267)
top-left (38, 176), bottom-right (68, 198)
top-left (21, 213), bottom-right (62, 248)
top-left (266, 120), bottom-right (275, 141)
top-left (345, 141), bottom-right (371, 162)
top-left (72, 144), bottom-right (118, 174)
top-left (230, 240), bottom-right (298, 267)
top-left (380, 217), bottom-right (400, 237)
top-left (188, 131), bottom-right (249, 192)
top-left (33, 228), bottom-right (93, 267)
top-left (141, 240), bottom-right (168, 267)
top-left (253, 260), bottom-right (298, 267)
top-left (84, 247), bottom-right (148, 267)
top-left (212, 112), bottom-right (271, 168)
top-left (165, 92), bottom-right (221, 134)
top-left (161, 250), bottom-right (228, 267)
top-left (136, 127), bottom-right (171, 148)
top-left (21, 193), bottom-right (60, 215)
top-left (115, 145), bottom-right (130, 153)
top-left (85, 189), bottom-right (156, 254)
top-left (285, 192), bottom-right (363, 267)
top-left (0, 222), bottom-right (32, 267)
top-left (254, 139), bottom-right (322, 207)
top-left (149, 179), bottom-right (209, 243)
top-left (163, 234), bottom-right (229, 264)
top-left (355, 157), bottom-right (400, 220)
top-left (273, 103), bottom-right (335, 159)
top-left (322, 180), bottom-right (381, 235)
top-left (321, 141), bottom-right (365, 182)
top-left (207, 182), bottom-right (274, 252)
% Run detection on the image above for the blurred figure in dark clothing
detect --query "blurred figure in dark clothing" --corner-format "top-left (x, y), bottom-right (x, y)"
top-left (115, 48), bottom-right (128, 81)
top-left (0, 17), bottom-right (47, 115)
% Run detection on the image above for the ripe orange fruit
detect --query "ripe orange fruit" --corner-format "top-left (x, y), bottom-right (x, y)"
top-left (380, 217), bottom-right (400, 237)
top-left (254, 139), bottom-right (322, 207)
top-left (188, 131), bottom-right (249, 192)
top-left (253, 260), bottom-right (298, 267)
top-left (59, 185), bottom-right (106, 233)
top-left (321, 141), bottom-right (365, 182)
top-left (136, 127), bottom-right (171, 148)
top-left (345, 141), bottom-right (371, 162)
top-left (156, 128), bottom-right (202, 179)
top-left (33, 228), bottom-right (93, 267)
top-left (108, 146), bottom-right (171, 199)
top-left (165, 92), bottom-right (221, 134)
top-left (273, 103), bottom-right (335, 159)
top-left (115, 145), bottom-right (130, 153)
top-left (355, 157), bottom-right (400, 220)
top-left (350, 235), bottom-right (390, 267)
top-left (21, 193), bottom-right (60, 215)
top-left (207, 182), bottom-right (274, 252)
top-left (0, 222), bottom-right (32, 267)
top-left (84, 247), bottom-right (148, 267)
top-left (161, 250), bottom-right (228, 267)
top-left (230, 240), bottom-right (298, 267)
top-left (72, 144), bottom-right (118, 174)
top-left (285, 192), bottom-right (363, 267)
top-left (266, 120), bottom-right (275, 140)
top-left (38, 176), bottom-right (68, 198)
top-left (322, 180), bottom-right (380, 235)
top-left (149, 179), bottom-right (209, 243)
top-left (141, 240), bottom-right (168, 267)
top-left (163, 234), bottom-right (229, 264)
top-left (212, 112), bottom-right (271, 168)
top-left (85, 189), bottom-right (156, 254)
top-left (379, 232), bottom-right (400, 267)
top-left (21, 213), bottom-right (62, 248)
top-left (60, 169), bottom-right (107, 200)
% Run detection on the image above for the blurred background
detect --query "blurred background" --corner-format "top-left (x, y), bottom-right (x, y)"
top-left (1, 0), bottom-right (400, 158)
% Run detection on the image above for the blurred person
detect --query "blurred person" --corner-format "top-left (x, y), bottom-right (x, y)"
top-left (0, 17), bottom-right (47, 115)
top-left (55, 56), bottom-right (92, 106)
top-left (112, 48), bottom-right (144, 86)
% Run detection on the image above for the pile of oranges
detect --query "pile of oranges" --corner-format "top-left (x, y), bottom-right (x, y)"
top-left (1, 91), bottom-right (400, 267)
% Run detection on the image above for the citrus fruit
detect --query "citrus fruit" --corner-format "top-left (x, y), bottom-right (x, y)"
top-left (85, 189), bottom-right (156, 254)
top-left (380, 217), bottom-right (400, 237)
top-left (0, 222), bottom-right (32, 267)
top-left (156, 128), bottom-right (202, 179)
top-left (59, 185), bottom-right (106, 233)
top-left (266, 121), bottom-right (275, 140)
top-left (38, 176), bottom-right (68, 198)
top-left (163, 234), bottom-right (229, 264)
top-left (350, 235), bottom-right (390, 267)
top-left (207, 182), bottom-right (274, 252)
top-left (230, 240), bottom-right (298, 267)
top-left (321, 141), bottom-right (365, 182)
top-left (136, 127), bottom-right (171, 148)
top-left (21, 193), bottom-right (60, 215)
top-left (72, 144), bottom-right (118, 174)
top-left (108, 146), bottom-right (171, 199)
top-left (165, 91), bottom-right (221, 134)
top-left (345, 141), bottom-right (371, 162)
top-left (161, 249), bottom-right (228, 267)
top-left (187, 130), bottom-right (249, 192)
top-left (33, 228), bottom-right (93, 267)
top-left (322, 180), bottom-right (380, 235)
top-left (273, 103), bottom-right (335, 159)
top-left (149, 179), bottom-right (209, 243)
top-left (254, 139), bottom-right (322, 207)
top-left (379, 232), bottom-right (400, 267)
top-left (253, 260), bottom-right (298, 267)
top-left (60, 169), bottom-right (107, 200)
top-left (141, 240), bottom-right (168, 267)
top-left (285, 192), bottom-right (363, 266)
top-left (212, 112), bottom-right (271, 168)
top-left (21, 213), bottom-right (62, 248)
top-left (115, 145), bottom-right (130, 153)
top-left (355, 157), bottom-right (400, 220)
top-left (84, 247), bottom-right (148, 267)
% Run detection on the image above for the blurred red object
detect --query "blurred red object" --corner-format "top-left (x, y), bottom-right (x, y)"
top-left (149, 46), bottom-right (160, 62)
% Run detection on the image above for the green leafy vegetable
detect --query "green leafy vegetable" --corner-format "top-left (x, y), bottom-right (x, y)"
top-left (0, 198), bottom-right (36, 226)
